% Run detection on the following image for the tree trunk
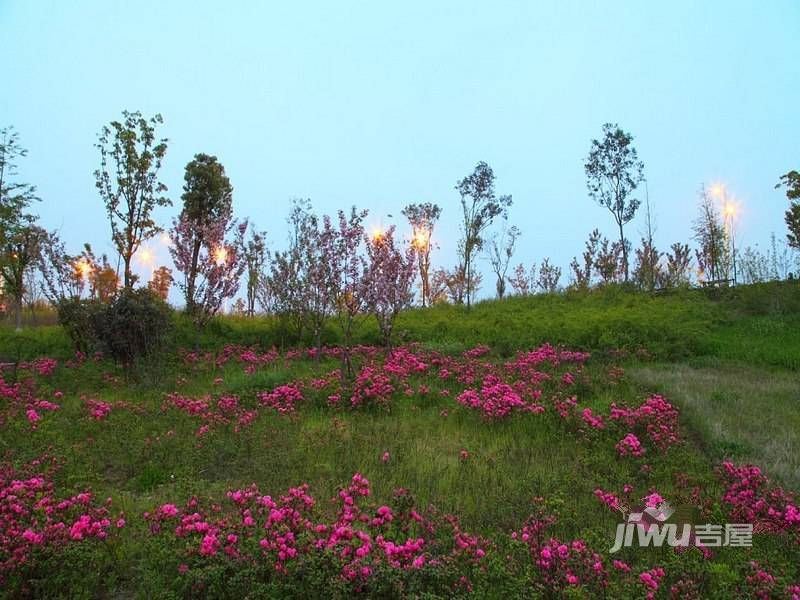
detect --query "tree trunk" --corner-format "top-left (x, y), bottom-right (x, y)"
top-left (618, 221), bottom-right (628, 282)
top-left (14, 297), bottom-right (22, 331)
top-left (123, 255), bottom-right (133, 289)
top-left (186, 239), bottom-right (202, 314)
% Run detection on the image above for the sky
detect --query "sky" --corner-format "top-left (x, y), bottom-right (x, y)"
top-left (2, 1), bottom-right (799, 298)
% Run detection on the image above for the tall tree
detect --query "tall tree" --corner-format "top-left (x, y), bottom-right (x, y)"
top-left (95, 111), bottom-right (170, 288)
top-left (170, 208), bottom-right (247, 330)
top-left (243, 229), bottom-right (267, 316)
top-left (0, 127), bottom-right (40, 329)
top-left (0, 225), bottom-right (44, 330)
top-left (263, 200), bottom-right (317, 342)
top-left (776, 169), bottom-right (800, 249)
top-left (692, 185), bottom-right (728, 283)
top-left (323, 207), bottom-right (368, 377)
top-left (363, 225), bottom-right (416, 347)
top-left (584, 123), bottom-right (645, 281)
top-left (401, 202), bottom-right (442, 307)
top-left (455, 162), bottom-right (512, 308)
top-left (175, 153), bottom-right (233, 312)
top-left (486, 221), bottom-right (520, 299)
top-left (0, 127), bottom-right (39, 241)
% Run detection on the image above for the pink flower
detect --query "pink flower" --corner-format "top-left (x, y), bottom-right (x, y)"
top-left (616, 433), bottom-right (645, 457)
top-left (381, 451), bottom-right (390, 463)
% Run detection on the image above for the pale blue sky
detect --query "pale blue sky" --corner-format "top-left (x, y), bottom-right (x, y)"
top-left (2, 1), bottom-right (799, 292)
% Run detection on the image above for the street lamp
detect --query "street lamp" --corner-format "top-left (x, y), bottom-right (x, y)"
top-left (724, 202), bottom-right (737, 285)
top-left (214, 246), bottom-right (228, 264)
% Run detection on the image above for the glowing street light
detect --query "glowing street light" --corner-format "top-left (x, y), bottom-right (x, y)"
top-left (370, 227), bottom-right (384, 243)
top-left (411, 227), bottom-right (430, 251)
top-left (75, 258), bottom-right (93, 280)
top-left (709, 182), bottom-right (726, 198)
top-left (138, 248), bottom-right (154, 265)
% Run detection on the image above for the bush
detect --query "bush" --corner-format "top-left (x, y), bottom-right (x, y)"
top-left (89, 289), bottom-right (173, 372)
top-left (56, 297), bottom-right (103, 354)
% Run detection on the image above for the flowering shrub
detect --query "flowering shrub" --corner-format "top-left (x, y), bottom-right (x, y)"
top-left (347, 367), bottom-right (394, 408)
top-left (19, 358), bottom-right (58, 377)
top-left (457, 375), bottom-right (528, 419)
top-left (164, 392), bottom-right (258, 435)
top-left (86, 398), bottom-right (112, 421)
top-left (0, 457), bottom-right (122, 585)
top-left (609, 394), bottom-right (681, 452)
top-left (143, 473), bottom-right (489, 593)
top-left (719, 462), bottom-right (800, 540)
top-left (258, 385), bottom-right (304, 414)
top-left (616, 433), bottom-right (646, 457)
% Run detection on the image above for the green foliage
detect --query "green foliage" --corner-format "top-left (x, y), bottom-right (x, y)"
top-left (56, 297), bottom-right (102, 354)
top-left (94, 110), bottom-right (170, 288)
top-left (90, 288), bottom-right (173, 372)
top-left (455, 161), bottom-right (512, 307)
top-left (776, 169), bottom-right (800, 249)
top-left (584, 123), bottom-right (645, 281)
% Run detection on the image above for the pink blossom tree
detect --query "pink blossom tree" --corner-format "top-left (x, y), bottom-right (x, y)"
top-left (170, 207), bottom-right (247, 331)
top-left (363, 225), bottom-right (416, 347)
top-left (321, 207), bottom-right (368, 376)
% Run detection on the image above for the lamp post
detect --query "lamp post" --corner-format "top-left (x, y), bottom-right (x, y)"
top-left (724, 203), bottom-right (737, 286)
top-left (710, 183), bottom-right (738, 286)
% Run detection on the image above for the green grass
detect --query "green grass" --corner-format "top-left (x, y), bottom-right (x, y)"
top-left (628, 359), bottom-right (800, 489)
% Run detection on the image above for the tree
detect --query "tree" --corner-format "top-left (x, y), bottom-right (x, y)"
top-left (486, 221), bottom-right (520, 299)
top-left (455, 162), bottom-right (512, 307)
top-left (776, 169), bottom-right (800, 249)
top-left (692, 185), bottom-right (728, 283)
top-left (148, 266), bottom-right (173, 301)
top-left (595, 237), bottom-right (624, 284)
top-left (244, 229), bottom-right (267, 316)
top-left (262, 200), bottom-right (317, 343)
top-left (0, 225), bottom-right (44, 330)
top-left (95, 110), bottom-right (169, 289)
top-left (661, 243), bottom-right (692, 288)
top-left (401, 202), bottom-right (442, 307)
top-left (363, 226), bottom-right (416, 347)
top-left (536, 258), bottom-right (561, 293)
top-left (632, 238), bottom-right (662, 291)
top-left (75, 244), bottom-right (118, 301)
top-left (508, 263), bottom-right (535, 296)
top-left (37, 230), bottom-right (83, 305)
top-left (323, 207), bottom-right (368, 377)
top-left (174, 153), bottom-right (233, 313)
top-left (430, 266), bottom-right (482, 304)
top-left (738, 246), bottom-right (771, 284)
top-left (0, 127), bottom-right (39, 242)
top-left (569, 229), bottom-right (602, 291)
top-left (584, 124), bottom-right (645, 281)
top-left (170, 209), bottom-right (247, 331)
